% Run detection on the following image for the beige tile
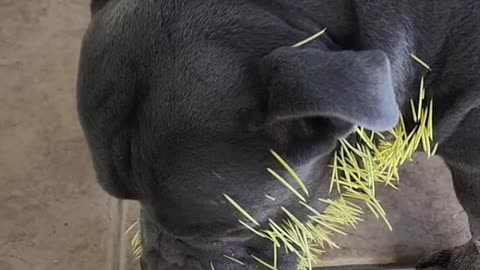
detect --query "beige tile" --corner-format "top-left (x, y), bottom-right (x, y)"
top-left (0, 1), bottom-right (110, 270)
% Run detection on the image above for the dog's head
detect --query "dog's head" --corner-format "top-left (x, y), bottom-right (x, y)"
top-left (77, 1), bottom-right (399, 269)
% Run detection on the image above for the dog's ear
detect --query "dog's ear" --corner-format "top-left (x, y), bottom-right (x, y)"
top-left (260, 47), bottom-right (399, 132)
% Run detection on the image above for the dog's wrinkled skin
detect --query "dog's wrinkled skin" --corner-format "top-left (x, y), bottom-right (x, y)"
top-left (77, 0), bottom-right (480, 269)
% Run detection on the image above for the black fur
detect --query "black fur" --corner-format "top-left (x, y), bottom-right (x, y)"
top-left (78, 0), bottom-right (480, 269)
top-left (90, 0), bottom-right (110, 15)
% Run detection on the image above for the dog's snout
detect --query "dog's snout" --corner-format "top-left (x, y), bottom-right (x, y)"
top-left (140, 235), bottom-right (299, 270)
top-left (140, 252), bottom-right (203, 270)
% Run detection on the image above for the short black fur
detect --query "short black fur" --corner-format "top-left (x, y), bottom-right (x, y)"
top-left (78, 1), bottom-right (480, 269)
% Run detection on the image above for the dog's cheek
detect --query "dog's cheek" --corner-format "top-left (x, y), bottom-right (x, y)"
top-left (88, 128), bottom-right (138, 200)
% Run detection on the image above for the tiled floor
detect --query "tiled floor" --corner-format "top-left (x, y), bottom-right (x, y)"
top-left (0, 1), bottom-right (470, 270)
top-left (0, 1), bottom-right (110, 270)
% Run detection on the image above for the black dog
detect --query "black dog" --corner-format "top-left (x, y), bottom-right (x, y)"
top-left (77, 0), bottom-right (480, 269)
